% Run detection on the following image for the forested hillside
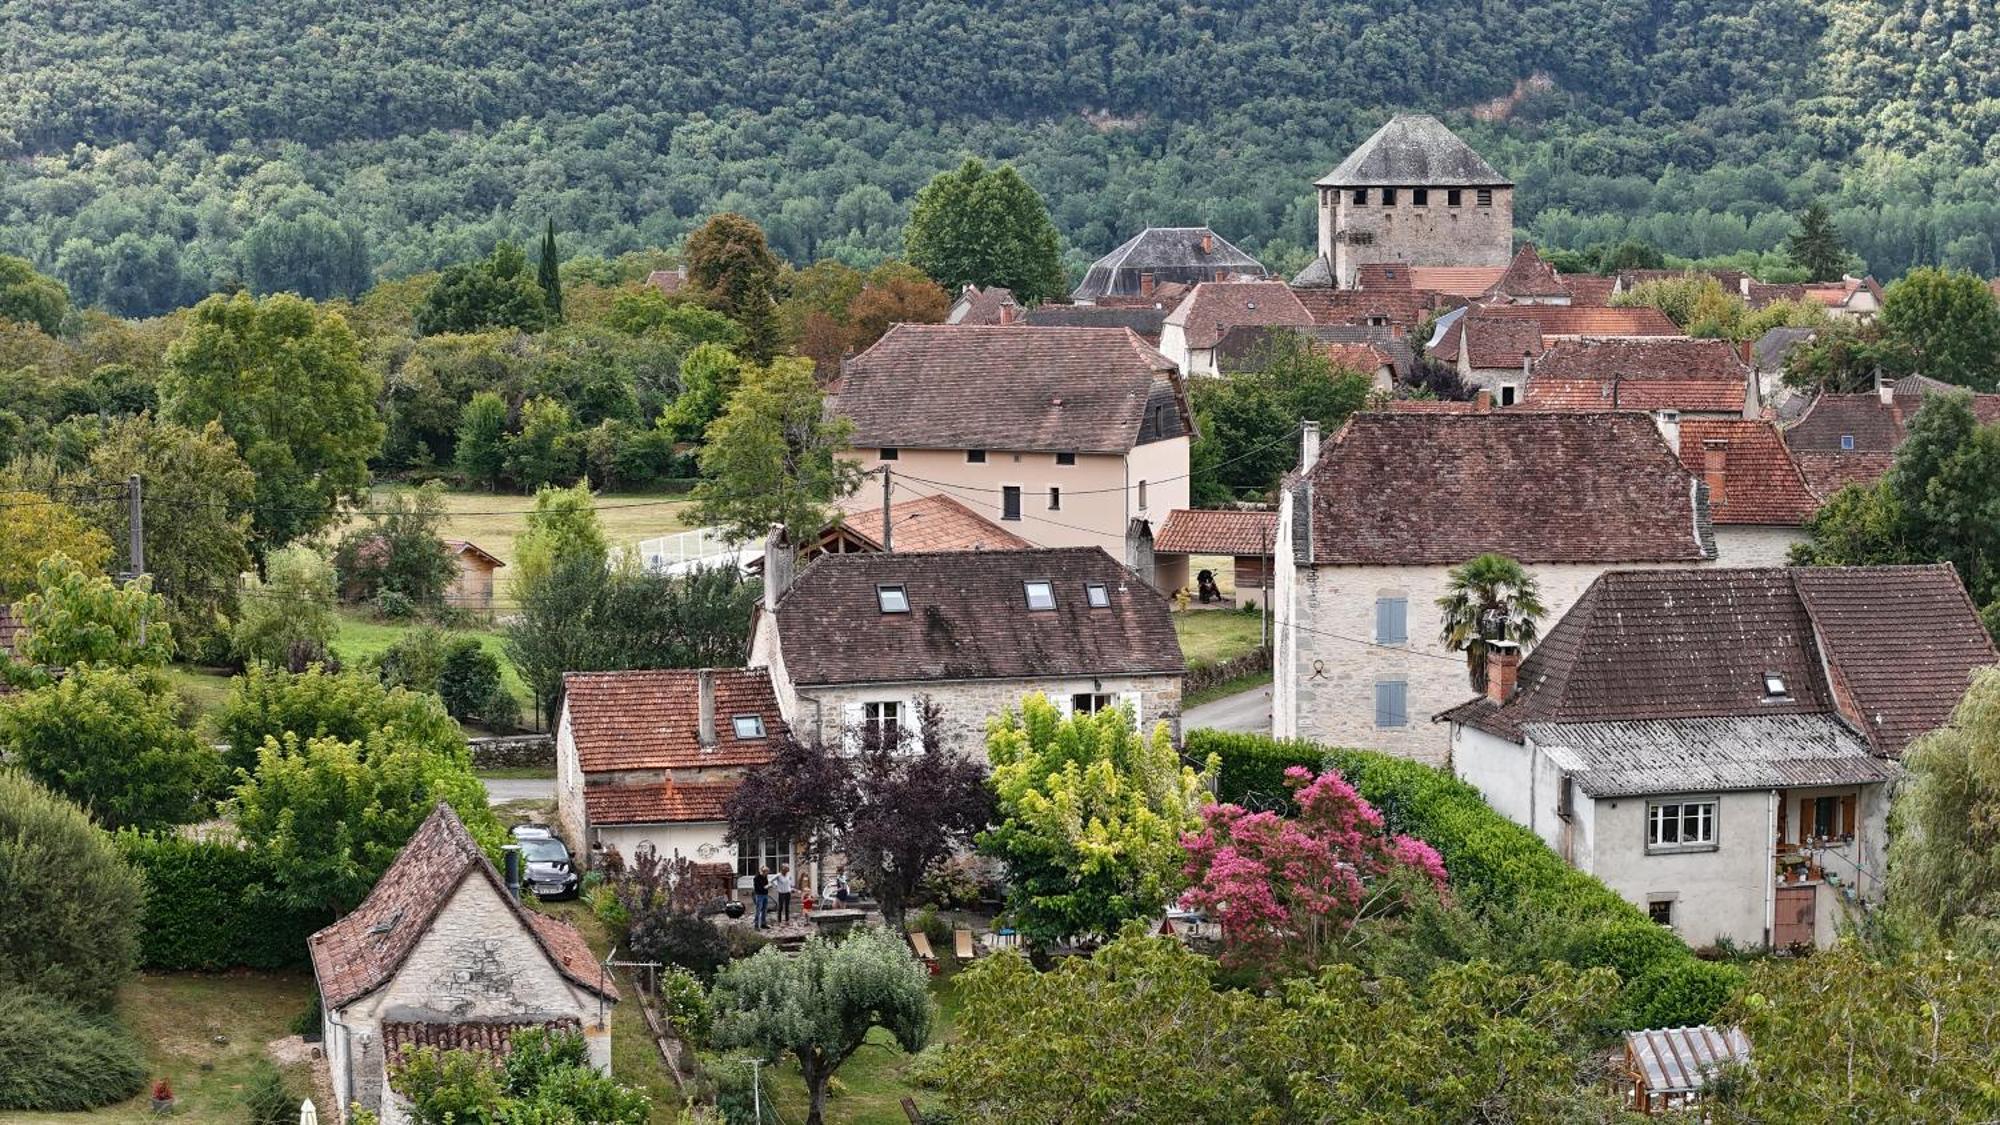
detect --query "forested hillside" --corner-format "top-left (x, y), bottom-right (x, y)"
top-left (3, 0), bottom-right (1996, 315)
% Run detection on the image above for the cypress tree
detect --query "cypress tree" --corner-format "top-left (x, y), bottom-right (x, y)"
top-left (537, 218), bottom-right (563, 320)
top-left (1787, 203), bottom-right (1849, 282)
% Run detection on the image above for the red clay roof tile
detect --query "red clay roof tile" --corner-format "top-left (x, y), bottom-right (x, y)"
top-left (561, 669), bottom-right (785, 774)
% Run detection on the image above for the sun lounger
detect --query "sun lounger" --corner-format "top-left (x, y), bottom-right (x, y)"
top-left (907, 930), bottom-right (937, 962)
top-left (953, 927), bottom-right (977, 961)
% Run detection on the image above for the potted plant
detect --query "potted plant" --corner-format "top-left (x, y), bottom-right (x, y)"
top-left (150, 1078), bottom-right (175, 1114)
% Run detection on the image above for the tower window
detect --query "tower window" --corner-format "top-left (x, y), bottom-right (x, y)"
top-left (1382, 188), bottom-right (1398, 206)
top-left (1352, 188), bottom-right (1368, 205)
top-left (1412, 188), bottom-right (1428, 206)
top-left (1448, 188), bottom-right (1462, 207)
top-left (1477, 188), bottom-right (1494, 206)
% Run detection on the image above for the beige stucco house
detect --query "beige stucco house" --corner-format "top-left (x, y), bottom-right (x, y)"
top-left (835, 324), bottom-right (1191, 567)
top-left (1443, 566), bottom-right (1995, 949)
top-left (750, 546), bottom-right (1186, 758)
top-left (1272, 411), bottom-right (1717, 764)
top-left (310, 804), bottom-right (617, 1125)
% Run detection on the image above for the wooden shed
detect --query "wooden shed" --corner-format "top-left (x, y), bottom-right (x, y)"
top-left (445, 539), bottom-right (506, 613)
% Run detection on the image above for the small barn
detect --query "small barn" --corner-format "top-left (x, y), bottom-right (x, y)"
top-left (1152, 508), bottom-right (1278, 609)
top-left (444, 539), bottom-right (505, 613)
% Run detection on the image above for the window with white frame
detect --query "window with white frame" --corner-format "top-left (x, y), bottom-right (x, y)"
top-left (1085, 582), bottom-right (1110, 608)
top-left (1647, 800), bottom-right (1717, 851)
top-left (1023, 580), bottom-right (1056, 610)
top-left (1499, 383), bottom-right (1520, 406)
top-left (863, 701), bottom-right (904, 746)
top-left (731, 714), bottom-right (766, 740)
top-left (1071, 692), bottom-right (1115, 714)
top-left (736, 837), bottom-right (787, 878)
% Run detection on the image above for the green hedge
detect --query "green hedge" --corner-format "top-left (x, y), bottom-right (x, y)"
top-left (114, 833), bottom-right (331, 971)
top-left (1190, 731), bottom-right (1733, 1027)
top-left (0, 988), bottom-right (147, 1111)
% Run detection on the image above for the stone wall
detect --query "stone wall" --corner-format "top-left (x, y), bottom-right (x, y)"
top-left (1319, 185), bottom-right (1514, 288)
top-left (792, 673), bottom-right (1185, 759)
top-left (469, 734), bottom-right (556, 769)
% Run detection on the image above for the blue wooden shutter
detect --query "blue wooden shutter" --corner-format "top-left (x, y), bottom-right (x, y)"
top-left (1376, 597), bottom-right (1407, 644)
top-left (1374, 681), bottom-right (1407, 728)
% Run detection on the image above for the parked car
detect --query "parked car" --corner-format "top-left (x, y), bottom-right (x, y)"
top-left (511, 824), bottom-right (580, 900)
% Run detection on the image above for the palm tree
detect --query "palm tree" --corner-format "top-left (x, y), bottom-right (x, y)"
top-left (1437, 554), bottom-right (1546, 693)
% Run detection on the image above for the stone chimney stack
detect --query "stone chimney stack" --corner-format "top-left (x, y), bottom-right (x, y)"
top-left (1139, 272), bottom-right (1155, 298)
top-left (696, 668), bottom-right (717, 746)
top-left (1486, 640), bottom-right (1522, 705)
top-left (1474, 388), bottom-right (1493, 414)
top-left (1201, 231), bottom-right (1214, 255)
top-left (1300, 420), bottom-right (1322, 472)
top-left (998, 302), bottom-right (1016, 326)
top-left (763, 527), bottom-right (796, 612)
top-left (1702, 438), bottom-right (1729, 509)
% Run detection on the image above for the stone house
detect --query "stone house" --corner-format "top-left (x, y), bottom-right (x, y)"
top-left (1782, 378), bottom-right (2000, 495)
top-left (835, 324), bottom-right (1191, 567)
top-left (945, 285), bottom-right (1018, 325)
top-left (750, 546), bottom-right (1185, 757)
top-left (1674, 419), bottom-right (1821, 564)
top-left (1434, 306), bottom-right (1685, 402)
top-left (1313, 114), bottom-right (1515, 289)
top-left (310, 803), bottom-right (618, 1125)
top-left (1158, 281), bottom-right (1315, 376)
top-left (554, 668), bottom-right (790, 885)
top-left (1272, 412), bottom-right (1716, 764)
top-left (1443, 565), bottom-right (1995, 948)
top-left (1072, 226), bottom-right (1268, 303)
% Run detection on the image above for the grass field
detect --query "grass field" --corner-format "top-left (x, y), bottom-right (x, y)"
top-left (1174, 608), bottom-right (1266, 666)
top-left (8, 972), bottom-right (317, 1124)
top-left (358, 485), bottom-right (698, 603)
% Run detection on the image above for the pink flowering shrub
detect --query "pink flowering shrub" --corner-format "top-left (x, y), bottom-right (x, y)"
top-left (1181, 766), bottom-right (1446, 981)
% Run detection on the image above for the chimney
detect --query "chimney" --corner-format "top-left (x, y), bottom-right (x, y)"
top-left (1474, 388), bottom-right (1493, 414)
top-left (998, 302), bottom-right (1016, 326)
top-left (697, 668), bottom-right (717, 746)
top-left (1299, 420), bottom-right (1322, 471)
top-left (1522, 350), bottom-right (1533, 379)
top-left (763, 527), bottom-right (796, 611)
top-left (1486, 641), bottom-right (1521, 705)
top-left (1702, 438), bottom-right (1729, 509)
top-left (502, 845), bottom-right (522, 901)
top-left (1139, 272), bottom-right (1155, 298)
top-left (1201, 231), bottom-right (1214, 255)
top-left (1738, 339), bottom-right (1753, 366)
top-left (1875, 368), bottom-right (1894, 405)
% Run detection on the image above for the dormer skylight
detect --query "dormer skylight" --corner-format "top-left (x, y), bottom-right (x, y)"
top-left (1024, 580), bottom-right (1056, 610)
top-left (1086, 582), bottom-right (1110, 608)
top-left (1763, 671), bottom-right (1789, 698)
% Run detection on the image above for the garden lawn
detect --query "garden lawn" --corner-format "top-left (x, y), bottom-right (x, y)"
top-left (6, 971), bottom-right (316, 1124)
top-left (766, 968), bottom-right (962, 1125)
top-left (1175, 607), bottom-right (1265, 666)
top-left (358, 485), bottom-right (696, 603)
top-left (329, 607), bottom-right (530, 730)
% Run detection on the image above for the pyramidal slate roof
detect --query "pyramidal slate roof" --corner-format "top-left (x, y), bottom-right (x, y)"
top-left (1316, 114), bottom-right (1511, 188)
top-left (1073, 227), bottom-right (1269, 301)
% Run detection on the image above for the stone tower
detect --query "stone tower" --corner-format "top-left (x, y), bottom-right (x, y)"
top-left (1313, 114), bottom-right (1514, 289)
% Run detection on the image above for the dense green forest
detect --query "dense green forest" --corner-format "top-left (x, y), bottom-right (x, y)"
top-left (3, 0), bottom-right (1997, 315)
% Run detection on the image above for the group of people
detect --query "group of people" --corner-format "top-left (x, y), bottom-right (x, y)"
top-left (749, 864), bottom-right (858, 928)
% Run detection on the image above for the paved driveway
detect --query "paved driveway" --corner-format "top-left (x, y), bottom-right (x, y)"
top-left (483, 775), bottom-right (556, 805)
top-left (1184, 682), bottom-right (1271, 735)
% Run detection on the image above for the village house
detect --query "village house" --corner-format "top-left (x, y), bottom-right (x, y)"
top-left (1072, 226), bottom-right (1268, 303)
top-left (1782, 378), bottom-right (2000, 495)
top-left (310, 803), bottom-right (618, 1125)
top-left (1214, 323), bottom-right (1413, 388)
top-left (1312, 114), bottom-right (1515, 289)
top-left (1443, 565), bottom-right (1995, 949)
top-left (554, 667), bottom-right (789, 884)
top-left (1158, 281), bottom-right (1315, 376)
top-left (750, 546), bottom-right (1185, 757)
top-left (835, 325), bottom-right (1190, 566)
top-left (1525, 338), bottom-right (1760, 420)
top-left (945, 284), bottom-right (1018, 325)
top-left (1288, 284), bottom-right (1462, 335)
top-left (1020, 303), bottom-right (1170, 345)
top-left (1431, 306), bottom-right (1684, 401)
top-left (789, 492), bottom-right (1032, 563)
top-left (644, 265), bottom-right (687, 295)
top-left (1675, 419), bottom-right (1822, 564)
top-left (1272, 412), bottom-right (1716, 763)
top-left (1480, 244), bottom-right (1574, 305)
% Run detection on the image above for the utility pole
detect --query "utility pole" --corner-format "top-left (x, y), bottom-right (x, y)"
top-left (1259, 519), bottom-right (1269, 649)
top-left (127, 474), bottom-right (147, 647)
top-left (881, 465), bottom-right (893, 553)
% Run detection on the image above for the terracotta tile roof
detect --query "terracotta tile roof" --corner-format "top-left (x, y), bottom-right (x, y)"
top-left (1792, 565), bottom-right (1998, 757)
top-left (1534, 338), bottom-right (1748, 382)
top-left (1153, 509), bottom-right (1279, 556)
top-left (831, 493), bottom-right (1031, 554)
top-left (1380, 398), bottom-right (1487, 413)
top-left (1525, 377), bottom-right (1746, 414)
top-left (1562, 275), bottom-right (1617, 306)
top-left (1784, 389), bottom-right (2000, 456)
top-left (561, 669), bottom-right (785, 774)
top-left (837, 325), bottom-right (1188, 455)
top-left (1677, 420), bottom-right (1821, 525)
top-left (1291, 287), bottom-right (1456, 332)
top-left (1487, 245), bottom-right (1570, 299)
top-left (1472, 303), bottom-right (1684, 340)
top-left (1746, 282), bottom-right (1807, 308)
top-left (645, 268), bottom-right (687, 295)
top-left (1407, 266), bottom-right (1508, 298)
top-left (1299, 412), bottom-right (1712, 566)
top-left (1435, 314), bottom-right (1546, 369)
top-left (1793, 451), bottom-right (1896, 494)
top-left (1443, 566), bottom-right (1994, 760)
top-left (584, 779), bottom-right (741, 826)
top-left (1323, 343), bottom-right (1392, 373)
top-left (1354, 262), bottom-right (1414, 289)
top-left (946, 285), bottom-right (1018, 325)
top-left (1164, 282), bottom-right (1314, 349)
top-left (309, 803), bottom-right (616, 1009)
top-left (383, 1018), bottom-right (582, 1064)
top-left (771, 547), bottom-right (1183, 687)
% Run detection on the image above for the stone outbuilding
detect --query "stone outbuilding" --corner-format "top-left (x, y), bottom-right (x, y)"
top-left (310, 803), bottom-right (618, 1125)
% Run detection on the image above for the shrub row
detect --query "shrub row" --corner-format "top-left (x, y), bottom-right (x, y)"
top-left (114, 833), bottom-right (331, 971)
top-left (0, 989), bottom-right (147, 1112)
top-left (1190, 731), bottom-right (1741, 1028)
